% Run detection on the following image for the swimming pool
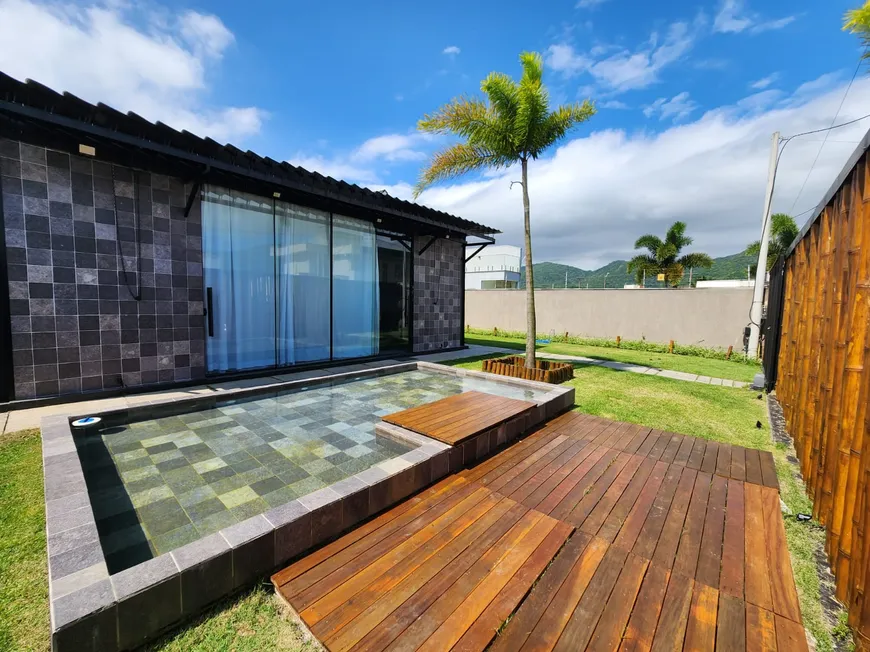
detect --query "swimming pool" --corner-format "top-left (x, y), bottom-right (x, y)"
top-left (75, 369), bottom-right (553, 572)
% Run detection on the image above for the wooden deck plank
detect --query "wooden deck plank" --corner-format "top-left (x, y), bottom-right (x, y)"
top-left (272, 408), bottom-right (809, 652)
top-left (649, 573), bottom-right (694, 652)
top-left (696, 475), bottom-right (728, 589)
top-left (382, 390), bottom-right (535, 445)
top-left (763, 486), bottom-right (802, 622)
top-left (760, 451), bottom-right (780, 489)
top-left (586, 552), bottom-right (649, 651)
top-left (720, 480), bottom-right (746, 599)
top-left (619, 563), bottom-right (670, 651)
top-left (332, 502), bottom-right (529, 652)
top-left (488, 532), bottom-right (593, 652)
top-left (745, 483), bottom-right (774, 612)
top-left (683, 583), bottom-right (719, 651)
top-left (746, 604), bottom-right (778, 652)
top-left (672, 471), bottom-right (712, 580)
top-left (717, 593), bottom-right (747, 652)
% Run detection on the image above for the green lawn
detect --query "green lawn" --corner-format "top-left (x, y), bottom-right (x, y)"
top-left (0, 359), bottom-right (840, 650)
top-left (466, 333), bottom-right (761, 382)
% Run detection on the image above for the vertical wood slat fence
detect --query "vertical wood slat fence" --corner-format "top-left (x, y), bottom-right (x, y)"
top-left (776, 148), bottom-right (870, 648)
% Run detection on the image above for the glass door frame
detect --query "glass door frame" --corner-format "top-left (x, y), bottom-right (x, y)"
top-left (202, 188), bottom-right (415, 375)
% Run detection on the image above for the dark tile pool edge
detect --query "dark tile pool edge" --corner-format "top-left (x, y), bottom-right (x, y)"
top-left (41, 361), bottom-right (574, 651)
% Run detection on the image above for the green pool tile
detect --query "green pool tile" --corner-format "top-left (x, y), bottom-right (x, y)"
top-left (156, 457), bottom-right (189, 473)
top-left (262, 485), bottom-right (299, 508)
top-left (316, 467), bottom-right (348, 485)
top-left (209, 474), bottom-right (249, 496)
top-left (102, 523), bottom-right (149, 555)
top-left (116, 455), bottom-right (153, 473)
top-left (151, 449), bottom-right (184, 464)
top-left (229, 498), bottom-right (269, 522)
top-left (139, 433), bottom-right (177, 448)
top-left (302, 459), bottom-right (333, 475)
top-left (277, 465), bottom-right (309, 486)
top-left (131, 485), bottom-right (174, 508)
top-left (172, 432), bottom-right (203, 448)
top-left (185, 497), bottom-right (227, 521)
top-left (230, 457), bottom-right (262, 474)
top-left (338, 457), bottom-right (374, 475)
top-left (201, 466), bottom-right (236, 485)
top-left (289, 475), bottom-right (326, 496)
top-left (222, 450), bottom-right (253, 465)
top-left (139, 498), bottom-right (191, 537)
top-left (115, 448), bottom-right (149, 463)
top-left (145, 442), bottom-right (176, 455)
top-left (250, 476), bottom-right (284, 496)
top-left (179, 443), bottom-right (215, 463)
top-left (162, 467), bottom-right (206, 494)
top-left (219, 486), bottom-right (258, 509)
top-left (238, 467), bottom-right (273, 486)
top-left (193, 458), bottom-right (227, 474)
top-left (126, 474), bottom-right (166, 495)
top-left (152, 523), bottom-right (201, 555)
top-left (178, 485), bottom-right (217, 507)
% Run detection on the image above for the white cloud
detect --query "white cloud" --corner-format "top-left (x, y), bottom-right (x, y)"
top-left (750, 73), bottom-right (779, 90)
top-left (576, 0), bottom-right (610, 8)
top-left (0, 0), bottom-right (265, 143)
top-left (443, 45), bottom-right (461, 56)
top-left (402, 75), bottom-right (870, 269)
top-left (353, 134), bottom-right (427, 162)
top-left (600, 100), bottom-right (630, 110)
top-left (643, 92), bottom-right (697, 121)
top-left (713, 0), bottom-right (795, 35)
top-left (549, 19), bottom-right (699, 92)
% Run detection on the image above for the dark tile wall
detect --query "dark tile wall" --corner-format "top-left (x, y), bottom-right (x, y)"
top-left (1, 139), bottom-right (205, 399)
top-left (413, 237), bottom-right (463, 352)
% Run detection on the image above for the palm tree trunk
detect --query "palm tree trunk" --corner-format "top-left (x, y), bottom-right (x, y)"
top-left (521, 157), bottom-right (536, 369)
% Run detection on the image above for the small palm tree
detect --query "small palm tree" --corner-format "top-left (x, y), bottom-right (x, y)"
top-left (746, 213), bottom-right (798, 274)
top-left (413, 52), bottom-right (595, 368)
top-left (627, 221), bottom-right (713, 288)
top-left (844, 2), bottom-right (870, 58)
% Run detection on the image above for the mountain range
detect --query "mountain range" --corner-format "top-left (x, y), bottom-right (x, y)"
top-left (519, 252), bottom-right (756, 289)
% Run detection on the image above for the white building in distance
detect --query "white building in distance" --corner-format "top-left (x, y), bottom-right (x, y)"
top-left (465, 245), bottom-right (521, 289)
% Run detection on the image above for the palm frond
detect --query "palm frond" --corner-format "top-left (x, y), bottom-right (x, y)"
top-left (844, 5), bottom-right (870, 59)
top-left (633, 234), bottom-right (663, 256)
top-left (519, 52), bottom-right (544, 85)
top-left (678, 252), bottom-right (714, 269)
top-left (418, 97), bottom-right (489, 137)
top-left (532, 101), bottom-right (596, 156)
top-left (745, 240), bottom-right (761, 257)
top-left (481, 72), bottom-right (520, 123)
top-left (627, 254), bottom-right (658, 284)
top-left (665, 221), bottom-right (691, 249)
top-left (413, 143), bottom-right (512, 197)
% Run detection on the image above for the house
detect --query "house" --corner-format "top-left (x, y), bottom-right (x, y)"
top-left (464, 244), bottom-right (520, 289)
top-left (0, 73), bottom-right (498, 403)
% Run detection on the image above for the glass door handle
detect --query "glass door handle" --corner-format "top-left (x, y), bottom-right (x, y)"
top-left (206, 287), bottom-right (214, 337)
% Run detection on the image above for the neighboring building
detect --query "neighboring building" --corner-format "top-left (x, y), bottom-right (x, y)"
top-left (465, 244), bottom-right (521, 289)
top-left (0, 72), bottom-right (498, 402)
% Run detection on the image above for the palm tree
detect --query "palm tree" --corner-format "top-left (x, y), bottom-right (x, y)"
top-left (746, 213), bottom-right (798, 274)
top-left (627, 221), bottom-right (713, 288)
top-left (844, 2), bottom-right (870, 58)
top-left (412, 52), bottom-right (595, 368)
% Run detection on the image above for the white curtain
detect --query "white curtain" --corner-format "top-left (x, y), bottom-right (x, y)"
top-left (332, 215), bottom-right (379, 358)
top-left (275, 202), bottom-right (330, 364)
top-left (202, 186), bottom-right (275, 372)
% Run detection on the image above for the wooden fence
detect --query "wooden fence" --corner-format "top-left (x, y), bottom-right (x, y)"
top-left (776, 142), bottom-right (870, 648)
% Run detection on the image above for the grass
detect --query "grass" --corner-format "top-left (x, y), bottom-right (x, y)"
top-left (466, 333), bottom-right (761, 383)
top-left (0, 428), bottom-right (314, 652)
top-left (0, 360), bottom-right (841, 650)
top-left (450, 355), bottom-right (841, 651)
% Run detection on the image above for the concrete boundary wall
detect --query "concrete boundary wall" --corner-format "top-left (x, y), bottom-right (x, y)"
top-left (465, 288), bottom-right (754, 350)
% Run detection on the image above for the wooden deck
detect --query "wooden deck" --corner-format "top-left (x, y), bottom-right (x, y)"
top-left (273, 410), bottom-right (805, 651)
top-left (381, 390), bottom-right (536, 445)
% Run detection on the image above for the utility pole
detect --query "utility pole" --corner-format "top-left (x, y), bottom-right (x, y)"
top-left (604, 272), bottom-right (609, 289)
top-left (565, 267), bottom-right (568, 288)
top-left (642, 269), bottom-right (646, 288)
top-left (747, 131), bottom-right (780, 359)
top-left (689, 267), bottom-right (693, 287)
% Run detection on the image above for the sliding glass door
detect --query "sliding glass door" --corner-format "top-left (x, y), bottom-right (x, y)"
top-left (202, 188), bottom-right (276, 372)
top-left (201, 186), bottom-right (411, 373)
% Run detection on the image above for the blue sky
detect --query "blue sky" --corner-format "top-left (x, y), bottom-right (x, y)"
top-left (0, 0), bottom-right (867, 267)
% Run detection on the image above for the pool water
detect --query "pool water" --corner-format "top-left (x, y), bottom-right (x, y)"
top-left (75, 370), bottom-right (550, 572)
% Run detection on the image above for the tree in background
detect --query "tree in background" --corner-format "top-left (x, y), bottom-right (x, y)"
top-left (844, 2), bottom-right (870, 56)
top-left (745, 213), bottom-right (799, 274)
top-left (413, 52), bottom-right (595, 368)
top-left (627, 221), bottom-right (713, 288)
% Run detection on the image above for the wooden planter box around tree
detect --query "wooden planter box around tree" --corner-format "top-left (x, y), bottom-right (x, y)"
top-left (482, 356), bottom-right (574, 384)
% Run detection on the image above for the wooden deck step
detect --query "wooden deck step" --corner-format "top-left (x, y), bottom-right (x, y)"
top-left (381, 390), bottom-right (536, 445)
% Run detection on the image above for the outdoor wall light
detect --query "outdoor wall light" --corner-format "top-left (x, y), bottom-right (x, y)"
top-left (78, 144), bottom-right (96, 156)
top-left (273, 191), bottom-right (281, 198)
top-left (376, 218), bottom-right (382, 223)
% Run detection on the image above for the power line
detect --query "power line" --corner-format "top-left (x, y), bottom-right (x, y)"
top-left (789, 58), bottom-right (862, 214)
